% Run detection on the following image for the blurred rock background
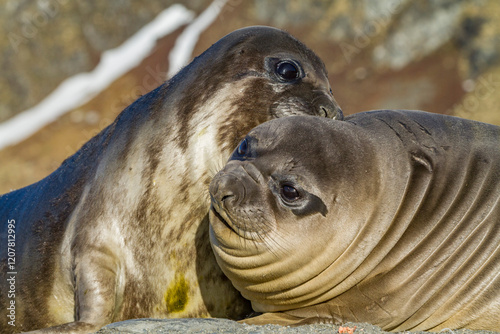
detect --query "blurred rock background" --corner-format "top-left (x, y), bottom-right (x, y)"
top-left (1, 0), bottom-right (499, 193)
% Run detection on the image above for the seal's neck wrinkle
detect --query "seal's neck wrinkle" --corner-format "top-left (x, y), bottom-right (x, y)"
top-left (370, 145), bottom-right (500, 330)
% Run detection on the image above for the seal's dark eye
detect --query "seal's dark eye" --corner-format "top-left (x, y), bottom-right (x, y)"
top-left (276, 61), bottom-right (299, 81)
top-left (237, 138), bottom-right (248, 156)
top-left (281, 184), bottom-right (300, 202)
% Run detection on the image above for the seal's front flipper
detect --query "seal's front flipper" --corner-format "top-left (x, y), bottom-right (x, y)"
top-left (25, 247), bottom-right (121, 334)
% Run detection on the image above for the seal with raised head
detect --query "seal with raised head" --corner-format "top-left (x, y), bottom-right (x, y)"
top-left (209, 110), bottom-right (500, 332)
top-left (0, 26), bottom-right (342, 333)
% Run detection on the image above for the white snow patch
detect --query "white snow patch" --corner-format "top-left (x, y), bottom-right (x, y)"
top-left (0, 4), bottom-right (194, 150)
top-left (167, 0), bottom-right (228, 78)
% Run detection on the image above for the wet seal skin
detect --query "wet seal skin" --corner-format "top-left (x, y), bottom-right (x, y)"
top-left (209, 110), bottom-right (500, 332)
top-left (0, 26), bottom-right (342, 334)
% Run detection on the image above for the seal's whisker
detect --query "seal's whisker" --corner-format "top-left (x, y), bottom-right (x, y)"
top-left (208, 156), bottom-right (228, 179)
top-left (253, 210), bottom-right (288, 257)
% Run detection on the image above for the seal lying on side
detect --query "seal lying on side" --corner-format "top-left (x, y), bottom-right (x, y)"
top-left (0, 26), bottom-right (342, 334)
top-left (209, 110), bottom-right (500, 332)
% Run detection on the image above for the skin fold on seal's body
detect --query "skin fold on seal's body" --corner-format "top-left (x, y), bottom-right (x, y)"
top-left (0, 26), bottom-right (342, 334)
top-left (209, 110), bottom-right (500, 332)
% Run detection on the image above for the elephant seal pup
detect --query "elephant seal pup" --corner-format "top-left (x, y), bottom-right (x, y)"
top-left (0, 26), bottom-right (342, 333)
top-left (209, 110), bottom-right (500, 332)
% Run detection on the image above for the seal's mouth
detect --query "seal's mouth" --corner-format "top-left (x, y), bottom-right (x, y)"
top-left (211, 203), bottom-right (237, 234)
top-left (210, 196), bottom-right (241, 236)
top-left (210, 199), bottom-right (264, 241)
top-left (270, 96), bottom-right (343, 120)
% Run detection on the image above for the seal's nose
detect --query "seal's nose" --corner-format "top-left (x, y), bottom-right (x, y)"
top-left (220, 192), bottom-right (234, 204)
top-left (320, 102), bottom-right (343, 120)
top-left (314, 94), bottom-right (343, 120)
top-left (210, 173), bottom-right (241, 208)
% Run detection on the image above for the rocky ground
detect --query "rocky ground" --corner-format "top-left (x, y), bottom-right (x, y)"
top-left (94, 318), bottom-right (498, 334)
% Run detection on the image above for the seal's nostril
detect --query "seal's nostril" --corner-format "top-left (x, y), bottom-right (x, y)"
top-left (314, 94), bottom-right (343, 120)
top-left (221, 194), bottom-right (234, 203)
top-left (212, 172), bottom-right (243, 207)
top-left (318, 104), bottom-right (335, 119)
top-left (320, 106), bottom-right (328, 118)
top-left (324, 104), bottom-right (344, 120)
